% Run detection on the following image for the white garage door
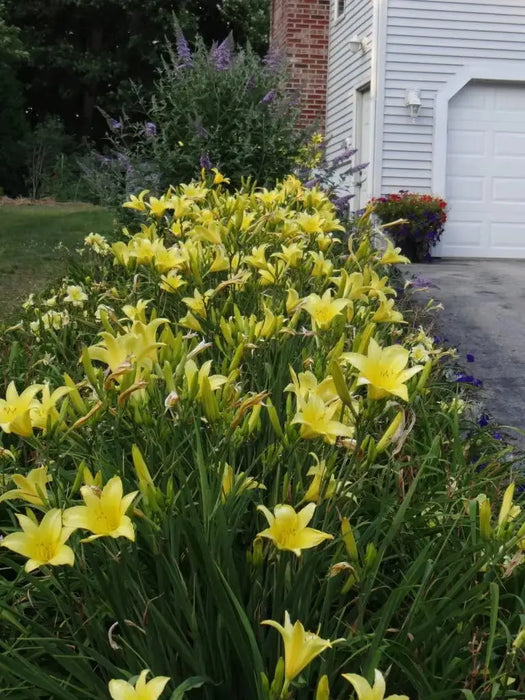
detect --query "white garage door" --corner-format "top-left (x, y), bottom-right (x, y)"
top-left (443, 81), bottom-right (525, 258)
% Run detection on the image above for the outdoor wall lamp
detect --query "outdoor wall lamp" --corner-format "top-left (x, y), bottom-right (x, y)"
top-left (405, 88), bottom-right (422, 122)
top-left (349, 34), bottom-right (371, 54)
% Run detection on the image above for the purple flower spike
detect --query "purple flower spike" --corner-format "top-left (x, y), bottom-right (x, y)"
top-left (212, 38), bottom-right (232, 71)
top-left (176, 32), bottom-right (193, 67)
top-left (263, 47), bottom-right (283, 73)
top-left (109, 118), bottom-right (122, 131)
top-left (145, 122), bottom-right (157, 137)
top-left (261, 89), bottom-right (276, 104)
top-left (200, 153), bottom-right (212, 170)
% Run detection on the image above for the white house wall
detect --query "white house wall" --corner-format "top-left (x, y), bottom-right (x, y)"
top-left (325, 0), bottom-right (373, 165)
top-left (381, 0), bottom-right (525, 195)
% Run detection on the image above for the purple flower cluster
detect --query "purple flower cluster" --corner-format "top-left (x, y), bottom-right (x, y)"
top-left (145, 122), bottom-right (157, 138)
top-left (454, 371), bottom-right (482, 387)
top-left (263, 47), bottom-right (283, 74)
top-left (261, 89), bottom-right (276, 104)
top-left (212, 38), bottom-right (232, 71)
top-left (176, 32), bottom-right (192, 67)
top-left (199, 153), bottom-right (212, 170)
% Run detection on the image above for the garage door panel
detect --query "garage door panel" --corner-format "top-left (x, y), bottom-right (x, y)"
top-left (445, 220), bottom-right (485, 247)
top-left (494, 132), bottom-right (525, 157)
top-left (446, 176), bottom-right (484, 202)
top-left (492, 177), bottom-right (525, 203)
top-left (489, 222), bottom-right (525, 248)
top-left (447, 129), bottom-right (487, 155)
top-left (443, 81), bottom-right (525, 258)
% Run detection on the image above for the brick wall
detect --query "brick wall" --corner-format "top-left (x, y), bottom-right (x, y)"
top-left (270, 0), bottom-right (330, 131)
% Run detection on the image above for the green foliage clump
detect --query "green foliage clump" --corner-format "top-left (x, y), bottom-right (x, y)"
top-left (0, 175), bottom-right (523, 699)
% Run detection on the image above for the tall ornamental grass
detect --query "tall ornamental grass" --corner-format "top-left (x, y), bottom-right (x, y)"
top-left (0, 175), bottom-right (523, 699)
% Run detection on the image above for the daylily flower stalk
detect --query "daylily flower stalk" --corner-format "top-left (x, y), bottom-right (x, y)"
top-left (262, 611), bottom-right (341, 696)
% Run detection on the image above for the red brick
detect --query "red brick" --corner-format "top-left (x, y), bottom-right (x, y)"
top-left (270, 0), bottom-right (329, 130)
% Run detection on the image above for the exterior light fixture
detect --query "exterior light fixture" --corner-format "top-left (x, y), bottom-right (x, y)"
top-left (405, 88), bottom-right (422, 122)
top-left (349, 34), bottom-right (371, 54)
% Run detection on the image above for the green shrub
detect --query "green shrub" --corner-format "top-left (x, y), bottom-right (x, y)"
top-left (81, 29), bottom-right (306, 207)
top-left (371, 191), bottom-right (447, 262)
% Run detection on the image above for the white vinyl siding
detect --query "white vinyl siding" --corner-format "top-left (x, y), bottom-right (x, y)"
top-left (325, 0), bottom-right (373, 166)
top-left (381, 0), bottom-right (525, 194)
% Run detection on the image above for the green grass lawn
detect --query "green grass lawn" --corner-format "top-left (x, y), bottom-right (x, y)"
top-left (0, 203), bottom-right (114, 321)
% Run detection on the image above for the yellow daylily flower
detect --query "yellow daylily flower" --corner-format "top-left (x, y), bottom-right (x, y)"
top-left (261, 611), bottom-right (339, 684)
top-left (303, 455), bottom-right (336, 503)
top-left (211, 168), bottom-right (230, 185)
top-left (286, 288), bottom-right (301, 314)
top-left (498, 483), bottom-right (521, 529)
top-left (0, 466), bottom-right (51, 506)
top-left (184, 359), bottom-right (227, 398)
top-left (182, 289), bottom-right (208, 318)
top-left (364, 268), bottom-right (396, 299)
top-left (122, 190), bottom-right (149, 211)
top-left (286, 369), bottom-right (339, 405)
top-left (244, 244), bottom-right (269, 270)
top-left (296, 212), bottom-right (325, 234)
top-left (371, 298), bottom-right (405, 324)
top-left (342, 668), bottom-right (409, 700)
top-left (84, 232), bottom-right (110, 255)
top-left (147, 196), bottom-right (171, 218)
top-left (29, 384), bottom-right (72, 432)
top-left (256, 502), bottom-right (333, 556)
top-left (159, 271), bottom-right (187, 293)
top-left (0, 381), bottom-right (43, 437)
top-left (309, 251), bottom-right (333, 278)
top-left (109, 669), bottom-right (170, 700)
top-left (63, 284), bottom-right (88, 307)
top-left (342, 337), bottom-right (423, 401)
top-left (291, 394), bottom-right (354, 444)
top-left (1, 508), bottom-right (74, 573)
top-left (303, 290), bottom-right (350, 330)
top-left (378, 238), bottom-right (411, 265)
top-left (121, 299), bottom-right (151, 323)
top-left (63, 476), bottom-right (138, 542)
top-left (273, 243), bottom-right (304, 268)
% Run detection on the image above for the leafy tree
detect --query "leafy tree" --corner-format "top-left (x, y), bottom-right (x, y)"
top-left (5, 0), bottom-right (269, 141)
top-left (0, 1), bottom-right (29, 194)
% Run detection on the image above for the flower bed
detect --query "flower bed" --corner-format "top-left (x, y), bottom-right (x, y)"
top-left (371, 192), bottom-right (447, 262)
top-left (0, 175), bottom-right (523, 698)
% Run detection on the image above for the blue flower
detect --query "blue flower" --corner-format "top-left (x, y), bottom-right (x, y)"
top-left (477, 413), bottom-right (490, 427)
top-left (454, 371), bottom-right (482, 387)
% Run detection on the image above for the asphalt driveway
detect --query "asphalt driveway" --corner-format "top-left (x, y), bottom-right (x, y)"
top-left (407, 259), bottom-right (525, 441)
